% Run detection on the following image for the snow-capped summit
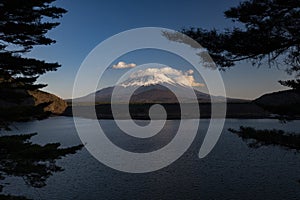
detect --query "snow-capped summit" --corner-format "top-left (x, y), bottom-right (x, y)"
top-left (119, 67), bottom-right (204, 88)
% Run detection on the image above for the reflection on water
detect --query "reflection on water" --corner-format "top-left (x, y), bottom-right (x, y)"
top-left (1, 117), bottom-right (300, 200)
top-left (99, 119), bottom-right (180, 153)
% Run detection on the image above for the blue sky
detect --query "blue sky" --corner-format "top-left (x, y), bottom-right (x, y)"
top-left (29, 0), bottom-right (291, 100)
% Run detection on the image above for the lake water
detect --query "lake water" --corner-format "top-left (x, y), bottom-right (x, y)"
top-left (1, 117), bottom-right (300, 200)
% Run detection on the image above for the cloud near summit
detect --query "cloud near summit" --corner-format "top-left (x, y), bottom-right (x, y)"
top-left (112, 61), bottom-right (137, 69)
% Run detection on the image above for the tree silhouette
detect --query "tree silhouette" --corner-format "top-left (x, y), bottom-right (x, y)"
top-left (0, 0), bottom-right (66, 90)
top-left (278, 79), bottom-right (300, 91)
top-left (0, 1), bottom-right (84, 199)
top-left (0, 133), bottom-right (83, 199)
top-left (0, 0), bottom-right (67, 126)
top-left (166, 0), bottom-right (300, 88)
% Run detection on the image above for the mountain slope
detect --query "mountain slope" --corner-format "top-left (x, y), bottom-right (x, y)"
top-left (71, 84), bottom-right (248, 104)
top-left (71, 67), bottom-right (248, 104)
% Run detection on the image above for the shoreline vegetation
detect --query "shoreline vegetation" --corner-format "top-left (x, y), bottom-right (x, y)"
top-left (0, 133), bottom-right (83, 200)
top-left (62, 102), bottom-right (286, 120)
top-left (229, 126), bottom-right (300, 150)
top-left (228, 126), bottom-right (300, 186)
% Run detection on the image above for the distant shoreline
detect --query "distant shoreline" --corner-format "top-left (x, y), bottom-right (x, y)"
top-left (62, 102), bottom-right (280, 120)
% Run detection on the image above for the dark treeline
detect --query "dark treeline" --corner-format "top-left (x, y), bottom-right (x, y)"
top-left (65, 102), bottom-right (271, 120)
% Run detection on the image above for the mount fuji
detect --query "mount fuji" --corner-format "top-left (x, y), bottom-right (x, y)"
top-left (71, 67), bottom-right (246, 104)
